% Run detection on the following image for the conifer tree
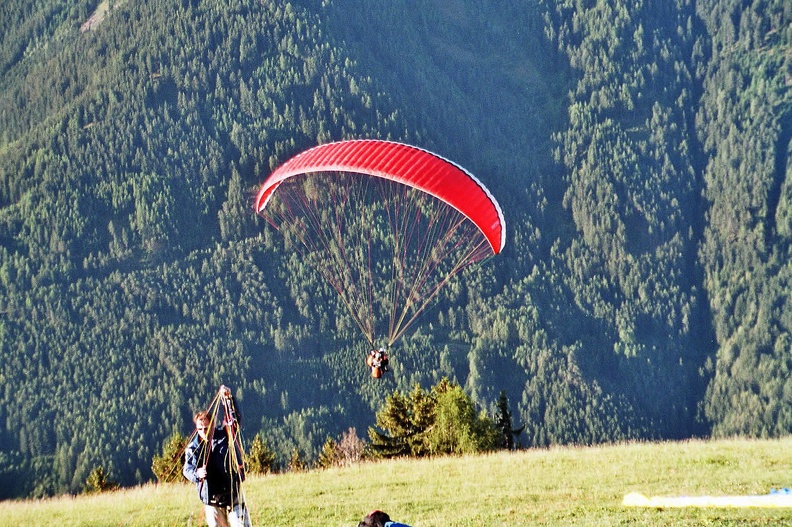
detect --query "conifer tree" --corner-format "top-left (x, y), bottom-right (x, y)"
top-left (494, 391), bottom-right (524, 450)
top-left (316, 436), bottom-right (339, 469)
top-left (247, 434), bottom-right (277, 475)
top-left (369, 379), bottom-right (498, 458)
top-left (151, 432), bottom-right (187, 483)
top-left (83, 466), bottom-right (119, 494)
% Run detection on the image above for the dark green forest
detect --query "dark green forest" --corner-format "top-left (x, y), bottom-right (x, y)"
top-left (0, 0), bottom-right (790, 499)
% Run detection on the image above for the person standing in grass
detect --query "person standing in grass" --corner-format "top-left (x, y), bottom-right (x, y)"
top-left (357, 510), bottom-right (411, 527)
top-left (183, 410), bottom-right (251, 527)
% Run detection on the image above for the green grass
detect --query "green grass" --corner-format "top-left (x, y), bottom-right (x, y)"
top-left (2, 437), bottom-right (791, 526)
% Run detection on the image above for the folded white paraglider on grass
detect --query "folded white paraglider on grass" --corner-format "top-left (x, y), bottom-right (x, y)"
top-left (623, 489), bottom-right (792, 508)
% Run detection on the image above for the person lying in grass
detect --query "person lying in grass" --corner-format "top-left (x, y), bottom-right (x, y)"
top-left (357, 510), bottom-right (411, 527)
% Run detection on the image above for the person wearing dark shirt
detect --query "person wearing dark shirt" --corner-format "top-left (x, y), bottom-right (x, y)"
top-left (183, 411), bottom-right (250, 527)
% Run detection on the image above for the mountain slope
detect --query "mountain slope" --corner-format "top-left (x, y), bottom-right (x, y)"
top-left (0, 0), bottom-right (789, 498)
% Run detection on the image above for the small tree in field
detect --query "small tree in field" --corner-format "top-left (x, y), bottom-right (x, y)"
top-left (369, 378), bottom-right (497, 458)
top-left (247, 434), bottom-right (277, 475)
top-left (317, 436), bottom-right (340, 469)
top-left (83, 466), bottom-right (119, 494)
top-left (151, 431), bottom-right (187, 483)
top-left (425, 380), bottom-right (498, 455)
top-left (318, 428), bottom-right (368, 469)
top-left (287, 447), bottom-right (306, 473)
top-left (337, 427), bottom-right (367, 466)
top-left (368, 383), bottom-right (435, 457)
top-left (494, 390), bottom-right (524, 450)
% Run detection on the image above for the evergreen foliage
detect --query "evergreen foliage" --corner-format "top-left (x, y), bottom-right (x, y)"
top-left (368, 379), bottom-right (497, 458)
top-left (287, 448), bottom-right (306, 473)
top-left (316, 436), bottom-right (340, 470)
top-left (246, 434), bottom-right (277, 475)
top-left (83, 466), bottom-right (119, 494)
top-left (1, 0), bottom-right (790, 499)
top-left (151, 432), bottom-right (188, 483)
top-left (368, 384), bottom-right (436, 458)
top-left (494, 390), bottom-right (524, 450)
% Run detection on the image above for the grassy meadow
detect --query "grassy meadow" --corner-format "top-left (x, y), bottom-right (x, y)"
top-left (1, 437), bottom-right (791, 526)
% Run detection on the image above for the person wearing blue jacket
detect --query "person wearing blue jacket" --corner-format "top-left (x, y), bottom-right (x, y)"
top-left (183, 411), bottom-right (250, 527)
top-left (357, 510), bottom-right (411, 527)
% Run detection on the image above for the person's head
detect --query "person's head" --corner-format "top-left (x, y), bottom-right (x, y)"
top-left (357, 510), bottom-right (391, 527)
top-left (194, 411), bottom-right (211, 440)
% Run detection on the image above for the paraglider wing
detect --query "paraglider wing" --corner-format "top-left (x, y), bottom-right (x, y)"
top-left (255, 140), bottom-right (505, 254)
top-left (255, 139), bottom-right (505, 348)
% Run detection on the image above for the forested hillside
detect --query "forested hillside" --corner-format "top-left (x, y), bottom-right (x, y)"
top-left (0, 0), bottom-right (789, 499)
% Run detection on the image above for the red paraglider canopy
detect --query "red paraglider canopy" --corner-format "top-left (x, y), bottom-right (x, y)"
top-left (255, 140), bottom-right (505, 254)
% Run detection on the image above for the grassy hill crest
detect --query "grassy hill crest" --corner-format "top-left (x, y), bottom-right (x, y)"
top-left (3, 437), bottom-right (791, 526)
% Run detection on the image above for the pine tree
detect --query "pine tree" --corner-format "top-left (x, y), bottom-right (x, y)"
top-left (494, 391), bottom-right (524, 450)
top-left (151, 432), bottom-right (187, 483)
top-left (316, 436), bottom-right (339, 469)
top-left (83, 466), bottom-right (119, 494)
top-left (368, 384), bottom-right (434, 458)
top-left (369, 379), bottom-right (498, 458)
top-left (287, 448), bottom-right (306, 473)
top-left (247, 434), bottom-right (277, 475)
